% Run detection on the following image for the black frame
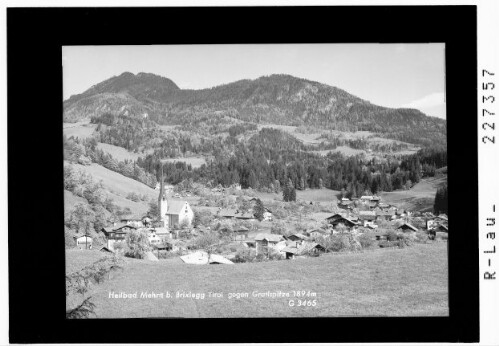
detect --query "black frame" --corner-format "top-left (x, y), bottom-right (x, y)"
top-left (7, 6), bottom-right (478, 343)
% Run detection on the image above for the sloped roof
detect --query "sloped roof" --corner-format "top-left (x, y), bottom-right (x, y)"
top-left (287, 233), bottom-right (307, 240)
top-left (180, 251), bottom-right (234, 265)
top-left (234, 226), bottom-right (250, 233)
top-left (360, 195), bottom-right (373, 200)
top-left (437, 214), bottom-right (448, 221)
top-left (236, 212), bottom-right (255, 219)
top-left (154, 227), bottom-right (171, 235)
top-left (283, 242), bottom-right (324, 255)
top-left (219, 209), bottom-right (238, 217)
top-left (397, 223), bottom-right (418, 232)
top-left (438, 224), bottom-right (449, 231)
top-left (376, 210), bottom-right (396, 217)
top-left (166, 200), bottom-right (190, 215)
top-left (254, 233), bottom-right (283, 242)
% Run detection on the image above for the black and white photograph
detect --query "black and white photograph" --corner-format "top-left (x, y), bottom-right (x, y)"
top-left (6, 4), bottom-right (486, 343)
top-left (63, 43), bottom-right (449, 319)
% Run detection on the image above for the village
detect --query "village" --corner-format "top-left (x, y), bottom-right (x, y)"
top-left (73, 175), bottom-right (449, 265)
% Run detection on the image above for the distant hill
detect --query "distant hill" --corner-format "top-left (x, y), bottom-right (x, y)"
top-left (64, 72), bottom-right (446, 147)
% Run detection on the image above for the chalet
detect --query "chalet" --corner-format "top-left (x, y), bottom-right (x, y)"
top-left (147, 230), bottom-right (163, 246)
top-left (154, 227), bottom-right (172, 240)
top-left (254, 233), bottom-right (285, 256)
top-left (282, 242), bottom-right (326, 259)
top-left (338, 200), bottom-right (354, 210)
top-left (436, 224), bottom-right (448, 232)
top-left (360, 195), bottom-right (373, 202)
top-left (120, 216), bottom-right (144, 228)
top-left (326, 214), bottom-right (358, 229)
top-left (285, 233), bottom-right (308, 244)
top-left (378, 203), bottom-right (390, 209)
top-left (262, 208), bottom-right (273, 221)
top-left (397, 223), bottom-right (418, 233)
top-left (436, 214), bottom-right (448, 222)
top-left (359, 211), bottom-right (377, 227)
top-left (74, 235), bottom-right (93, 250)
top-left (232, 226), bottom-right (250, 242)
top-left (376, 210), bottom-right (396, 221)
top-left (100, 223), bottom-right (137, 250)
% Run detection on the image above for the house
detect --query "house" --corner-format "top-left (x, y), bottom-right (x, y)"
top-left (359, 211), bottom-right (377, 227)
top-left (436, 224), bottom-right (448, 232)
top-left (397, 223), bottom-right (418, 233)
top-left (99, 246), bottom-right (113, 253)
top-left (154, 227), bottom-right (172, 240)
top-left (326, 214), bottom-right (358, 229)
top-left (147, 230), bottom-right (163, 246)
top-left (338, 200), bottom-right (354, 210)
top-left (74, 235), bottom-right (93, 250)
top-left (100, 223), bottom-right (137, 250)
top-left (254, 233), bottom-right (286, 256)
top-left (360, 195), bottom-right (373, 202)
top-left (232, 226), bottom-right (250, 242)
top-left (341, 197), bottom-right (350, 202)
top-left (180, 251), bottom-right (234, 265)
top-left (285, 233), bottom-right (308, 244)
top-left (282, 242), bottom-right (326, 259)
top-left (376, 210), bottom-right (396, 221)
top-left (378, 203), bottom-right (390, 209)
top-left (262, 208), bottom-right (273, 221)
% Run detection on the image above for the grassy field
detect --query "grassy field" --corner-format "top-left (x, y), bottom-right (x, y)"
top-left (66, 249), bottom-right (110, 274)
top-left (96, 143), bottom-right (145, 161)
top-left (69, 162), bottom-right (156, 215)
top-left (72, 242), bottom-right (448, 318)
top-left (380, 176), bottom-right (447, 212)
top-left (63, 122), bottom-right (96, 139)
top-left (160, 157), bottom-right (206, 168)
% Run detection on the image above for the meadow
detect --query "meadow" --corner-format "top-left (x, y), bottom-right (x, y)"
top-left (72, 242), bottom-right (448, 318)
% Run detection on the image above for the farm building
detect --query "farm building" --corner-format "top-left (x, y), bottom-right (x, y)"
top-left (232, 226), bottom-right (250, 242)
top-left (326, 214), bottom-right (358, 229)
top-left (262, 208), bottom-right (273, 221)
top-left (285, 233), bottom-right (308, 244)
top-left (120, 216), bottom-right (145, 228)
top-left (282, 242), bottom-right (326, 259)
top-left (359, 211), bottom-right (377, 227)
top-left (154, 227), bottom-right (172, 240)
top-left (338, 200), bottom-right (354, 210)
top-left (74, 235), bottom-right (93, 250)
top-left (100, 223), bottom-right (137, 250)
top-left (376, 210), bottom-right (396, 221)
top-left (180, 251), bottom-right (234, 265)
top-left (147, 230), bottom-right (163, 246)
top-left (397, 223), bottom-right (419, 233)
top-left (254, 233), bottom-right (285, 256)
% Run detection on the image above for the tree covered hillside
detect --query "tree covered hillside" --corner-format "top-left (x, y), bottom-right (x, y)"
top-left (64, 72), bottom-right (447, 147)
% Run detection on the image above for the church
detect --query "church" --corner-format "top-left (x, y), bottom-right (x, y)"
top-left (158, 173), bottom-right (194, 229)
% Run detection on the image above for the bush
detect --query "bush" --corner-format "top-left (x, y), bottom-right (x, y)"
top-left (386, 230), bottom-right (398, 241)
top-left (397, 233), bottom-right (414, 247)
top-left (358, 233), bottom-right (375, 249)
top-left (378, 240), bottom-right (398, 248)
top-left (234, 248), bottom-right (257, 263)
top-left (415, 232), bottom-right (429, 243)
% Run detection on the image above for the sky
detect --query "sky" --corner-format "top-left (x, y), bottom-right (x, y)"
top-left (63, 44), bottom-right (446, 119)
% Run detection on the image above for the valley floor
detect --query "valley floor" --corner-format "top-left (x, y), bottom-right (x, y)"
top-left (69, 241), bottom-right (448, 318)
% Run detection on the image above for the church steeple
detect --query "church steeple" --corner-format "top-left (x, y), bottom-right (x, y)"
top-left (157, 164), bottom-right (168, 227)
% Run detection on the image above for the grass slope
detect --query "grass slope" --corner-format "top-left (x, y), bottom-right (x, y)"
top-left (69, 163), bottom-right (157, 215)
top-left (380, 176), bottom-right (447, 212)
top-left (78, 242), bottom-right (448, 318)
top-left (63, 122), bottom-right (96, 139)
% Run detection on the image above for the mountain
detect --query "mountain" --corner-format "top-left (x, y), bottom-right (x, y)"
top-left (64, 72), bottom-right (446, 147)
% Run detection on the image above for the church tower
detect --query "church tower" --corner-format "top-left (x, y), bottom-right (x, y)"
top-left (158, 164), bottom-right (168, 227)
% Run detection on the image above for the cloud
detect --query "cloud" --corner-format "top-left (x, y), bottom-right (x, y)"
top-left (402, 92), bottom-right (445, 109)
